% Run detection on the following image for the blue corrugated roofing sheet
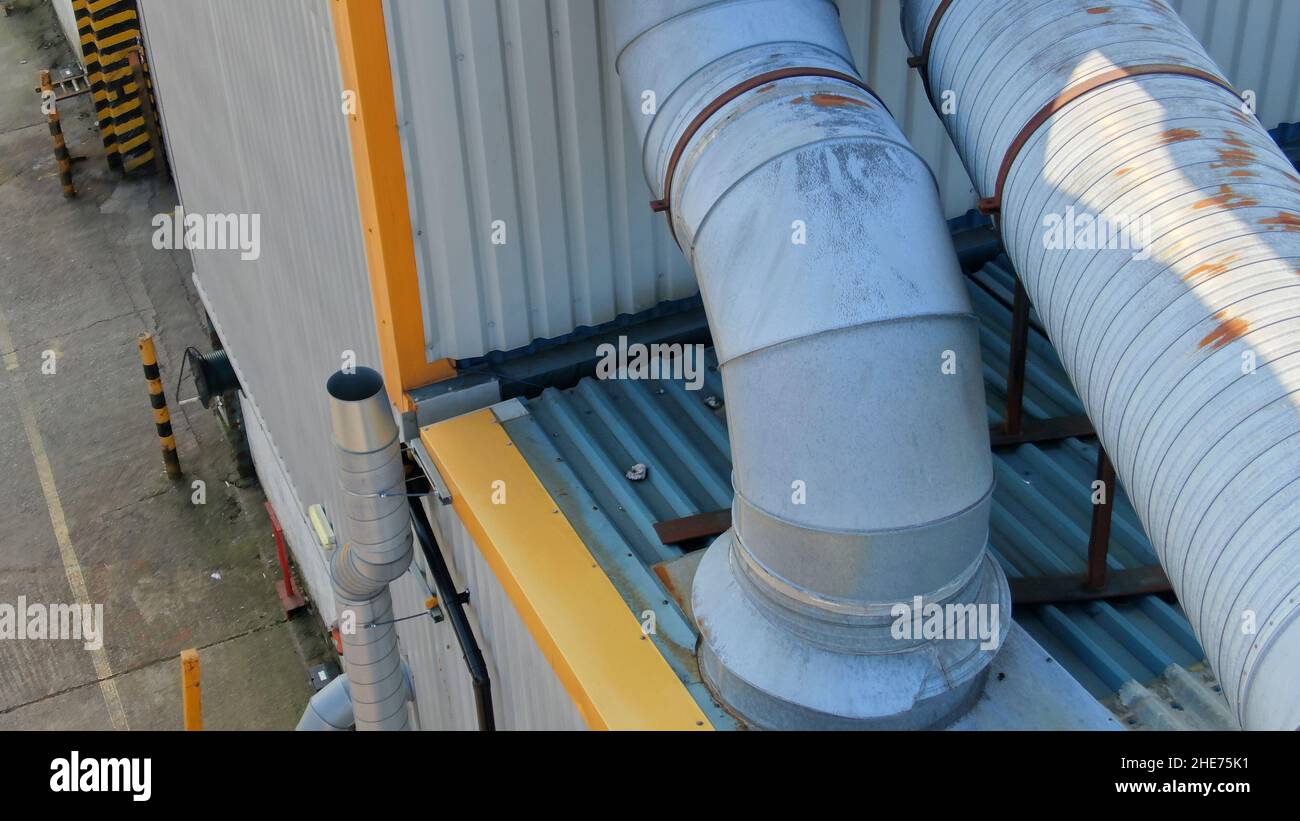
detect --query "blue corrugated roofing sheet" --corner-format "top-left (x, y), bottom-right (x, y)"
top-left (511, 261), bottom-right (1205, 709)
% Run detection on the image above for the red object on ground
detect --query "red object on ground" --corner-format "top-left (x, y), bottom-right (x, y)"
top-left (265, 500), bottom-right (307, 615)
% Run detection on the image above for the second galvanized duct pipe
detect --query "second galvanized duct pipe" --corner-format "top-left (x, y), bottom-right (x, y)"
top-left (317, 367), bottom-right (414, 731)
top-left (611, 0), bottom-right (1009, 729)
top-left (903, 0), bottom-right (1300, 729)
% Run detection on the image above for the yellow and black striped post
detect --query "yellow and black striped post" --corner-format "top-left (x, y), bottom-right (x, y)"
top-left (88, 0), bottom-right (154, 173)
top-left (137, 332), bottom-right (182, 478)
top-left (72, 0), bottom-right (121, 170)
top-left (39, 71), bottom-right (76, 199)
top-left (127, 48), bottom-right (168, 180)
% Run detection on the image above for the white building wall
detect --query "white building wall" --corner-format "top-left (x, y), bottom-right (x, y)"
top-left (50, 0), bottom-right (81, 65)
top-left (138, 0), bottom-right (382, 625)
top-left (387, 0), bottom-right (1300, 363)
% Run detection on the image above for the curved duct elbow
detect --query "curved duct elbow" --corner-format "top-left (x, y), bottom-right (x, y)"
top-left (296, 665), bottom-right (415, 731)
top-left (296, 673), bottom-right (353, 731)
top-left (613, 0), bottom-right (1008, 729)
top-left (903, 0), bottom-right (1300, 729)
top-left (323, 367), bottom-right (414, 731)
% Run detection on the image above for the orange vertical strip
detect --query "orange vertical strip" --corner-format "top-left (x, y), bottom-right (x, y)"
top-left (180, 648), bottom-right (202, 730)
top-left (330, 0), bottom-right (455, 413)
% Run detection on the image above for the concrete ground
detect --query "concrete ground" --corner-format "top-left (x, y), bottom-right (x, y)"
top-left (0, 0), bottom-right (326, 729)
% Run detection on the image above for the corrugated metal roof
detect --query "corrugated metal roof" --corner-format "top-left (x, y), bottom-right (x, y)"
top-left (499, 122), bottom-right (1300, 723)
top-left (966, 259), bottom-right (1211, 700)
top-left (507, 258), bottom-right (1217, 717)
top-left (1108, 663), bottom-right (1237, 730)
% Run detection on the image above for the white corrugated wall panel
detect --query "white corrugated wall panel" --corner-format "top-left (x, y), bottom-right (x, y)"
top-left (237, 389), bottom-right (334, 616)
top-left (388, 0), bottom-right (1299, 364)
top-left (393, 499), bottom-right (587, 730)
top-left (50, 0), bottom-right (80, 63)
top-left (138, 0), bottom-right (381, 624)
top-left (386, 0), bottom-right (695, 362)
top-left (1170, 0), bottom-right (1300, 129)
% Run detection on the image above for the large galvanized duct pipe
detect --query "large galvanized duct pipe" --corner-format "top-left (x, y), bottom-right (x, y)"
top-left (611, 0), bottom-right (1009, 729)
top-left (902, 0), bottom-right (1300, 730)
top-left (315, 367), bottom-right (414, 731)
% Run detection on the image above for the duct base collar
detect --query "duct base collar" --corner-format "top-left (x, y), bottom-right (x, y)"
top-left (692, 530), bottom-right (1010, 730)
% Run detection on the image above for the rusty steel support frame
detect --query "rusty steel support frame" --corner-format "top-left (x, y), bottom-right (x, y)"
top-left (653, 271), bottom-right (1172, 605)
top-left (992, 273), bottom-right (1169, 603)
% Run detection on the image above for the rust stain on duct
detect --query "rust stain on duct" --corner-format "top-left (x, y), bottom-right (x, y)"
top-left (792, 93), bottom-right (872, 109)
top-left (1114, 166), bottom-right (1133, 177)
top-left (1223, 130), bottom-right (1250, 148)
top-left (1086, 6), bottom-right (1112, 13)
top-left (1183, 253), bottom-right (1239, 283)
top-left (1199, 312), bottom-right (1250, 350)
top-left (1192, 184), bottom-right (1259, 211)
top-left (1228, 169), bottom-right (1258, 178)
top-left (653, 562), bottom-right (686, 607)
top-left (1260, 212), bottom-right (1300, 232)
top-left (1159, 127), bottom-right (1200, 144)
top-left (1211, 146), bottom-right (1256, 168)
top-left (757, 82), bottom-right (777, 93)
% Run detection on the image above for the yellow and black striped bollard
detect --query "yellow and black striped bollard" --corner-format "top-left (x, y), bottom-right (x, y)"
top-left (39, 70), bottom-right (76, 198)
top-left (137, 332), bottom-right (182, 478)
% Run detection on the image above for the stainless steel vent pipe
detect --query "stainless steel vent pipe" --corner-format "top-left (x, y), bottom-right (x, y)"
top-left (903, 0), bottom-right (1300, 729)
top-left (307, 367), bottom-right (415, 731)
top-left (612, 0), bottom-right (1009, 729)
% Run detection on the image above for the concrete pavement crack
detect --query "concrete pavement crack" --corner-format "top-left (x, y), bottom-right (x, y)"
top-left (0, 618), bottom-right (292, 718)
top-left (0, 309), bottom-right (143, 358)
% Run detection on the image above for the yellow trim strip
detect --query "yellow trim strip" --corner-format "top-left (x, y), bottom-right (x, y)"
top-left (421, 410), bottom-right (711, 730)
top-left (331, 0), bottom-right (455, 413)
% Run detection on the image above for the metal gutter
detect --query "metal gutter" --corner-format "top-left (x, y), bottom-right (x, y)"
top-left (407, 493), bottom-right (495, 731)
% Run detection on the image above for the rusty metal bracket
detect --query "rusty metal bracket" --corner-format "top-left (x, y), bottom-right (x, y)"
top-left (1010, 566), bottom-right (1171, 605)
top-left (650, 66), bottom-right (889, 245)
top-left (654, 508), bottom-right (731, 545)
top-left (994, 272), bottom-right (1096, 445)
top-left (1086, 447), bottom-right (1117, 591)
top-left (1003, 276), bottom-right (1032, 436)
top-left (977, 64), bottom-right (1239, 216)
top-left (904, 0), bottom-right (954, 97)
top-left (989, 414), bottom-right (1094, 448)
